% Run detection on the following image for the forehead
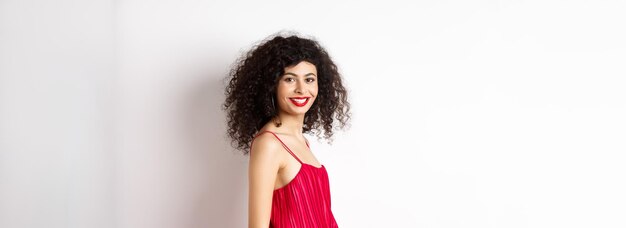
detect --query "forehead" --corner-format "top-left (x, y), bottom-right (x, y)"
top-left (283, 61), bottom-right (317, 75)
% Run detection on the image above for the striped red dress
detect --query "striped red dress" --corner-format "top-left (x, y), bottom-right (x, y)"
top-left (251, 131), bottom-right (338, 228)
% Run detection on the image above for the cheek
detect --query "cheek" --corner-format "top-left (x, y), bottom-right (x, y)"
top-left (309, 81), bottom-right (318, 93)
top-left (276, 83), bottom-right (289, 97)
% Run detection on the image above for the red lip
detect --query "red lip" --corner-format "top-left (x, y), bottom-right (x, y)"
top-left (289, 97), bottom-right (310, 107)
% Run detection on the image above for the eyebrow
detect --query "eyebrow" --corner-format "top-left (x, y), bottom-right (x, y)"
top-left (283, 72), bottom-right (317, 77)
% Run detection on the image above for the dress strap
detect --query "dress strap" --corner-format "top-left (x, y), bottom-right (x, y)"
top-left (253, 131), bottom-right (303, 164)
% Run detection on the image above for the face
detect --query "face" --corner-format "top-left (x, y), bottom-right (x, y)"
top-left (275, 61), bottom-right (318, 116)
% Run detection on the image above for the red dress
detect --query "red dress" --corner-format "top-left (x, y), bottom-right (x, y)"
top-left (251, 131), bottom-right (339, 228)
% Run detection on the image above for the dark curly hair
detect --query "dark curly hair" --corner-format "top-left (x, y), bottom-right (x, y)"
top-left (223, 33), bottom-right (350, 154)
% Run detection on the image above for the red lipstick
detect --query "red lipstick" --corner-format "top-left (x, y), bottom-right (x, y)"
top-left (289, 97), bottom-right (310, 107)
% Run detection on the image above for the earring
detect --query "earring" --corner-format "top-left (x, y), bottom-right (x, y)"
top-left (273, 117), bottom-right (282, 127)
top-left (271, 96), bottom-right (282, 127)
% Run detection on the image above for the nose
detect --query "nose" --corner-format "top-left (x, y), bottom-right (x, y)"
top-left (295, 80), bottom-right (304, 94)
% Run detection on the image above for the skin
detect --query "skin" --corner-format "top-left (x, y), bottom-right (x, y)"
top-left (248, 61), bottom-right (322, 228)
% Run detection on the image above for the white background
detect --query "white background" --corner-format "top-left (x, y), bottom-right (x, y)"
top-left (1, 0), bottom-right (625, 227)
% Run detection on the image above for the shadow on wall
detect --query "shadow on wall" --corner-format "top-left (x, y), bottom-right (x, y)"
top-left (180, 65), bottom-right (247, 227)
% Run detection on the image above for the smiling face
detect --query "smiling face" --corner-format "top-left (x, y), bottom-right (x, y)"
top-left (275, 61), bottom-right (318, 116)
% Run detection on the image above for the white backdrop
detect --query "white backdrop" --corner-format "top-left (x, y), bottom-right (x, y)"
top-left (1, 0), bottom-right (625, 227)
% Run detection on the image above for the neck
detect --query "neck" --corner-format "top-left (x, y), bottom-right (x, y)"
top-left (274, 112), bottom-right (305, 136)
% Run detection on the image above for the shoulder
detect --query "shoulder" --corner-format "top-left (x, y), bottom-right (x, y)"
top-left (249, 132), bottom-right (284, 167)
top-left (251, 131), bottom-right (282, 152)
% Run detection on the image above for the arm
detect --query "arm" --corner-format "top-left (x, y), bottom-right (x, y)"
top-left (248, 135), bottom-right (282, 228)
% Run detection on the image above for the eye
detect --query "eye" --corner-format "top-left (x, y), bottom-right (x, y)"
top-left (306, 78), bottom-right (316, 83)
top-left (284, 77), bottom-right (295, 82)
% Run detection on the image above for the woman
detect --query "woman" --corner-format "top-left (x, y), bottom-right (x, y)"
top-left (223, 33), bottom-right (350, 228)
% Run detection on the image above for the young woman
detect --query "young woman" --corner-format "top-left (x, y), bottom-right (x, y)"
top-left (223, 33), bottom-right (350, 228)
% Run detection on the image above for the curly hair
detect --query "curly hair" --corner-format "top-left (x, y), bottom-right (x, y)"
top-left (223, 33), bottom-right (350, 154)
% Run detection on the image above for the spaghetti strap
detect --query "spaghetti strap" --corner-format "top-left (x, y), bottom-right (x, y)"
top-left (253, 131), bottom-right (303, 164)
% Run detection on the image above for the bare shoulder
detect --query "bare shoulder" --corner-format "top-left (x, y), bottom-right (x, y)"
top-left (249, 132), bottom-right (284, 167)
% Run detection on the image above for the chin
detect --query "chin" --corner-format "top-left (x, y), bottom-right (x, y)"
top-left (284, 106), bottom-right (311, 115)
top-left (291, 110), bottom-right (310, 115)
